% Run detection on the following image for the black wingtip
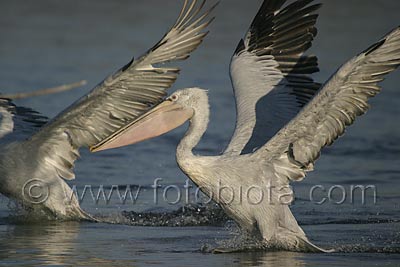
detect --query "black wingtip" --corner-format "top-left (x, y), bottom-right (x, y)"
top-left (121, 57), bottom-right (135, 72)
top-left (251, 0), bottom-right (286, 28)
top-left (234, 39), bottom-right (246, 55)
top-left (363, 38), bottom-right (386, 56)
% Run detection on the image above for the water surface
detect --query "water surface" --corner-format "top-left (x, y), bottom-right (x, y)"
top-left (0, 0), bottom-right (400, 266)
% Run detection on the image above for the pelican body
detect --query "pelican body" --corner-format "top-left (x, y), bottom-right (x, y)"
top-left (0, 132), bottom-right (87, 219)
top-left (172, 89), bottom-right (313, 251)
top-left (94, 0), bottom-right (400, 252)
top-left (0, 0), bottom-right (215, 220)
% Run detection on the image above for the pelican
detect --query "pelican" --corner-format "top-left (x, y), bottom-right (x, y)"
top-left (0, 0), bottom-right (215, 220)
top-left (93, 0), bottom-right (400, 252)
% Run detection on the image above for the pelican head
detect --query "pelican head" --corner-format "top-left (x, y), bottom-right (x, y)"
top-left (90, 87), bottom-right (209, 152)
top-left (167, 88), bottom-right (209, 115)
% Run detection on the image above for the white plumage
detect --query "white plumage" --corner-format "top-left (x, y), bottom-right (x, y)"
top-left (94, 0), bottom-right (400, 252)
top-left (0, 0), bottom-right (214, 220)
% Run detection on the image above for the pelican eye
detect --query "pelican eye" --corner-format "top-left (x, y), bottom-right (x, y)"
top-left (169, 95), bottom-right (178, 101)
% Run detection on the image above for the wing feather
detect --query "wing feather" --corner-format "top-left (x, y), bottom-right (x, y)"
top-left (0, 98), bottom-right (47, 141)
top-left (260, 27), bottom-right (400, 182)
top-left (29, 0), bottom-right (215, 180)
top-left (225, 0), bottom-right (321, 155)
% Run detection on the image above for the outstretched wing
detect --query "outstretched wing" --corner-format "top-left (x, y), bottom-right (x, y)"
top-left (29, 0), bottom-right (215, 180)
top-left (225, 0), bottom-right (321, 155)
top-left (0, 98), bottom-right (47, 141)
top-left (260, 27), bottom-right (400, 182)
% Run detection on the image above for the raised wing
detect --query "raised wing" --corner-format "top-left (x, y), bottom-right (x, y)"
top-left (260, 27), bottom-right (400, 182)
top-left (0, 98), bottom-right (47, 141)
top-left (225, 0), bottom-right (321, 155)
top-left (29, 0), bottom-right (215, 180)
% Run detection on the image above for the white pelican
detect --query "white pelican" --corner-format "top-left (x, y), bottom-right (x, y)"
top-left (0, 0), bottom-right (215, 220)
top-left (93, 0), bottom-right (400, 252)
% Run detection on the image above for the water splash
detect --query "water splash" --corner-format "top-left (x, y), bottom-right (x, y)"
top-left (2, 200), bottom-right (58, 224)
top-left (100, 203), bottom-right (229, 227)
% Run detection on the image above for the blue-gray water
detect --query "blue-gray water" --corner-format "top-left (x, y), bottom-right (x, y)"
top-left (1, 0), bottom-right (400, 266)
